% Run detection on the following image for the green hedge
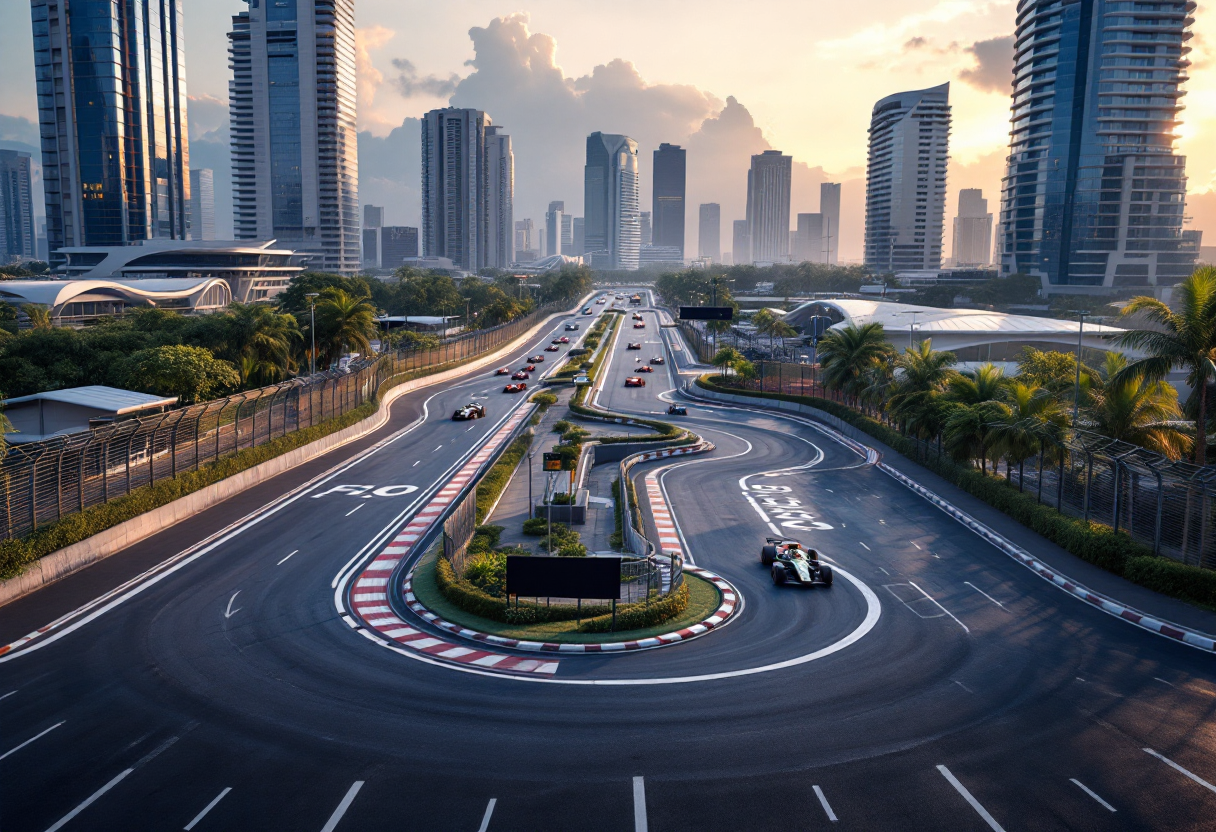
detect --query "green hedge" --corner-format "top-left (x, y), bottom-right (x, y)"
top-left (696, 375), bottom-right (1216, 612)
top-left (0, 400), bottom-right (376, 580)
top-left (475, 434), bottom-right (532, 524)
top-left (578, 580), bottom-right (690, 632)
top-left (435, 555), bottom-right (611, 623)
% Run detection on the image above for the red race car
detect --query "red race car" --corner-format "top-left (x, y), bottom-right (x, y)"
top-left (545, 345), bottom-right (560, 352)
top-left (559, 336), bottom-right (570, 344)
top-left (625, 377), bottom-right (646, 387)
top-left (633, 322), bottom-right (645, 329)
top-left (637, 365), bottom-right (654, 373)
top-left (495, 367), bottom-right (511, 375)
top-left (522, 364), bottom-right (536, 372)
top-left (512, 371), bottom-right (530, 380)
top-left (529, 355), bottom-right (544, 362)
top-left (503, 382), bottom-right (527, 393)
top-left (650, 356), bottom-right (665, 365)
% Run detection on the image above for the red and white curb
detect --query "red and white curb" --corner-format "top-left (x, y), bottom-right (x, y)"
top-left (347, 404), bottom-right (562, 676)
top-left (401, 566), bottom-right (739, 654)
top-left (880, 463), bottom-right (1216, 653)
top-left (637, 443), bottom-right (716, 559)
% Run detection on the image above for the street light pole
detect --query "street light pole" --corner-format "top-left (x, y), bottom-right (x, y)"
top-left (1071, 310), bottom-right (1089, 425)
top-left (306, 292), bottom-right (320, 375)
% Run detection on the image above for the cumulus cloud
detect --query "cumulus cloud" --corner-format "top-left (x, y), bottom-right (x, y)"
top-left (959, 36), bottom-right (1014, 93)
top-left (390, 59), bottom-right (460, 99)
top-left (355, 25), bottom-right (396, 131)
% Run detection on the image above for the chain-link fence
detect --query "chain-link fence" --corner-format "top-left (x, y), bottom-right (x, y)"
top-left (618, 450), bottom-right (684, 595)
top-left (737, 359), bottom-right (1216, 571)
top-left (0, 300), bottom-right (571, 541)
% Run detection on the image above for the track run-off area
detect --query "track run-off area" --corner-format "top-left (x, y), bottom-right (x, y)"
top-left (0, 291), bottom-right (1213, 830)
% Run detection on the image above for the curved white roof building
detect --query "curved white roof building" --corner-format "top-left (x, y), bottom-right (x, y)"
top-left (0, 277), bottom-right (231, 326)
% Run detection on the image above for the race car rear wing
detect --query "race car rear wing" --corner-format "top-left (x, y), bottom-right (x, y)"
top-left (766, 537), bottom-right (801, 546)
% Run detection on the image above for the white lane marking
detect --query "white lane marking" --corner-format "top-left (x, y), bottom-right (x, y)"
top-left (879, 567), bottom-right (890, 575)
top-left (936, 765), bottom-right (1006, 832)
top-left (0, 690), bottom-right (16, 700)
top-left (633, 776), bottom-right (648, 832)
top-left (223, 592), bottom-right (242, 619)
top-left (184, 787), bottom-right (232, 830)
top-left (859, 542), bottom-right (871, 551)
top-left (912, 542), bottom-right (921, 549)
top-left (964, 581), bottom-right (1006, 609)
top-left (412, 460), bottom-right (420, 467)
top-left (434, 445), bottom-right (443, 451)
top-left (1070, 779), bottom-right (1116, 812)
top-left (320, 781), bottom-right (365, 832)
top-left (345, 504), bottom-right (364, 517)
top-left (477, 798), bottom-right (497, 832)
top-left (813, 785), bottom-right (838, 822)
top-left (909, 581), bottom-right (969, 633)
top-left (467, 425), bottom-right (476, 431)
top-left (953, 680), bottom-right (973, 694)
top-left (0, 721), bottom-right (64, 761)
top-left (277, 550), bottom-right (299, 566)
top-left (1144, 748), bottom-right (1216, 794)
top-left (1153, 677), bottom-right (1174, 687)
top-left (44, 768), bottom-right (134, 832)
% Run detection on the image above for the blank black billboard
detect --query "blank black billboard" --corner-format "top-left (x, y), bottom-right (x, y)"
top-left (506, 556), bottom-right (622, 600)
top-left (680, 306), bottom-right (734, 321)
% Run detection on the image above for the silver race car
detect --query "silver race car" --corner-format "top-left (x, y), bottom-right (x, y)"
top-left (760, 538), bottom-right (833, 587)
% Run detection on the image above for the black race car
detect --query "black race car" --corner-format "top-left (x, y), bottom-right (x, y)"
top-left (627, 342), bottom-right (642, 350)
top-left (760, 538), bottom-right (834, 587)
top-left (452, 403), bottom-right (486, 421)
top-left (650, 356), bottom-right (665, 365)
top-left (667, 404), bottom-right (687, 416)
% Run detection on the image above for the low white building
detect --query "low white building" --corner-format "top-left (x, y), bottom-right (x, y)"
top-left (0, 277), bottom-right (232, 326)
top-left (2, 386), bottom-right (178, 443)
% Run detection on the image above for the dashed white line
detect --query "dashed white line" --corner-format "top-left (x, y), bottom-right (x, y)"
top-left (0, 690), bottom-right (16, 701)
top-left (434, 445), bottom-right (443, 452)
top-left (953, 680), bottom-right (973, 695)
top-left (44, 768), bottom-right (134, 832)
top-left (345, 505), bottom-right (364, 517)
top-left (812, 785), bottom-right (838, 822)
top-left (276, 550), bottom-right (299, 566)
top-left (910, 582), bottom-right (970, 633)
top-left (477, 798), bottom-right (497, 832)
top-left (184, 787), bottom-right (232, 830)
top-left (937, 765), bottom-right (1006, 832)
top-left (633, 776), bottom-right (648, 832)
top-left (1144, 748), bottom-right (1216, 794)
top-left (964, 581), bottom-right (1006, 609)
top-left (0, 720), bottom-right (64, 761)
top-left (859, 542), bottom-right (871, 551)
top-left (912, 542), bottom-right (921, 550)
top-left (1070, 779), bottom-right (1116, 812)
top-left (1153, 677), bottom-right (1174, 687)
top-left (412, 460), bottom-right (420, 467)
top-left (320, 781), bottom-right (365, 832)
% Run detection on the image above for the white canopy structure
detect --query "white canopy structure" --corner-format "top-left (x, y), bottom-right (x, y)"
top-left (0, 277), bottom-right (231, 325)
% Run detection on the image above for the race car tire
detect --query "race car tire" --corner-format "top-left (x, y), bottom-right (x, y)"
top-left (772, 565), bottom-right (787, 586)
top-left (818, 564), bottom-right (834, 587)
top-left (761, 545), bottom-right (776, 566)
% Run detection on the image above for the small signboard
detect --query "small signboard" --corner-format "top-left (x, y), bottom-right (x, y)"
top-left (680, 306), bottom-right (734, 321)
top-left (506, 556), bottom-right (622, 600)
top-left (573, 374), bottom-right (591, 385)
top-left (542, 452), bottom-right (564, 472)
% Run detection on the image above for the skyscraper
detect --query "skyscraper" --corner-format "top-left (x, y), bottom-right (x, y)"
top-left (515, 219), bottom-right (534, 254)
top-left (546, 201), bottom-right (564, 256)
top-left (381, 226), bottom-right (419, 270)
top-left (865, 83), bottom-right (950, 273)
top-left (733, 220), bottom-right (751, 267)
top-left (653, 143), bottom-right (686, 257)
top-left (639, 212), bottom-right (653, 247)
top-left (0, 150), bottom-right (36, 261)
top-left (698, 203), bottom-right (721, 262)
top-left (952, 189), bottom-right (993, 267)
top-left (32, 0), bottom-right (192, 262)
top-left (794, 213), bottom-right (825, 263)
top-left (229, 0), bottom-right (360, 273)
top-left (820, 183), bottom-right (841, 265)
top-left (572, 217), bottom-right (585, 256)
top-left (999, 1), bottom-right (1197, 291)
top-left (561, 215), bottom-right (574, 255)
top-left (362, 205), bottom-right (383, 269)
top-left (584, 133), bottom-right (640, 271)
top-left (190, 169), bottom-right (216, 242)
top-left (485, 125), bottom-right (514, 269)
top-left (421, 108), bottom-right (491, 271)
top-left (747, 150), bottom-right (792, 263)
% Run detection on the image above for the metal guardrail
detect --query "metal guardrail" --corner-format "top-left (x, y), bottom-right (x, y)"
top-left (0, 299), bottom-right (577, 542)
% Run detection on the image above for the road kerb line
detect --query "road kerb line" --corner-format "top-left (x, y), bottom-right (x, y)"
top-left (1144, 748), bottom-right (1216, 794)
top-left (0, 720), bottom-right (64, 761)
top-left (44, 768), bottom-right (133, 832)
top-left (1069, 779), bottom-right (1116, 812)
top-left (813, 785), bottom-right (838, 822)
top-left (184, 787), bottom-right (232, 830)
top-left (936, 765), bottom-right (1006, 832)
top-left (632, 776), bottom-right (648, 832)
top-left (320, 781), bottom-right (364, 832)
top-left (477, 798), bottom-right (497, 832)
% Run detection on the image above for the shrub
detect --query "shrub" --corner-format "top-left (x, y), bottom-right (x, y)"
top-left (530, 391), bottom-right (557, 406)
top-left (553, 420), bottom-right (572, 433)
top-left (464, 551), bottom-right (507, 597)
top-left (522, 517), bottom-right (550, 536)
top-left (1124, 556), bottom-right (1216, 610)
top-left (578, 581), bottom-right (690, 632)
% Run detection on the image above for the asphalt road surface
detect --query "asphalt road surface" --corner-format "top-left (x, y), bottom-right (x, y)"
top-left (1, 290), bottom-right (1214, 831)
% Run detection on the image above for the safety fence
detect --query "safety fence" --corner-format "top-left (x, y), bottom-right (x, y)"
top-left (0, 300), bottom-right (573, 541)
top-left (728, 360), bottom-right (1216, 571)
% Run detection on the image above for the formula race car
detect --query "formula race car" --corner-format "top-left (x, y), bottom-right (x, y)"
top-left (596, 298), bottom-right (607, 304)
top-left (552, 338), bottom-right (563, 344)
top-left (566, 322), bottom-right (580, 330)
top-left (625, 377), bottom-right (646, 387)
top-left (522, 364), bottom-right (536, 372)
top-left (627, 342), bottom-right (642, 350)
top-left (529, 355), bottom-right (544, 362)
top-left (582, 308), bottom-right (594, 315)
top-left (495, 367), bottom-right (511, 375)
top-left (633, 322), bottom-right (646, 329)
top-left (512, 370), bottom-right (530, 380)
top-left (559, 336), bottom-right (570, 343)
top-left (760, 538), bottom-right (833, 587)
top-left (503, 382), bottom-right (528, 393)
top-left (667, 404), bottom-right (687, 416)
top-left (452, 403), bottom-right (486, 421)
top-left (650, 356), bottom-right (665, 365)
top-left (632, 313), bottom-right (644, 320)
top-left (637, 365), bottom-right (654, 373)
top-left (545, 345), bottom-right (560, 352)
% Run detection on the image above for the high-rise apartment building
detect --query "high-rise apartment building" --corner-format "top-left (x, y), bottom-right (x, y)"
top-left (229, 0), bottom-right (360, 273)
top-left (362, 205), bottom-right (383, 269)
top-left (584, 133), bottom-right (640, 271)
top-left (421, 108), bottom-right (491, 271)
top-left (546, 201), bottom-right (564, 256)
top-left (0, 150), bottom-right (37, 262)
top-left (190, 169), bottom-right (216, 242)
top-left (747, 151), bottom-right (792, 263)
top-left (820, 183), bottom-right (841, 265)
top-left (653, 143), bottom-right (686, 257)
top-left (515, 219), bottom-right (534, 254)
top-left (999, 1), bottom-right (1197, 291)
top-left (733, 220), bottom-right (751, 267)
top-left (794, 213), bottom-right (825, 263)
top-left (485, 125), bottom-right (514, 269)
top-left (698, 203), bottom-right (721, 262)
top-left (561, 215), bottom-right (574, 254)
top-left (572, 217), bottom-right (585, 256)
top-left (865, 83), bottom-right (950, 273)
top-left (952, 189), bottom-right (993, 267)
top-left (381, 226), bottom-right (419, 270)
top-left (640, 212), bottom-right (653, 247)
top-left (32, 0), bottom-right (192, 262)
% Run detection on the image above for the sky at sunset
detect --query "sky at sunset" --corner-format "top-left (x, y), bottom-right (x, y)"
top-left (2, 1), bottom-right (1214, 263)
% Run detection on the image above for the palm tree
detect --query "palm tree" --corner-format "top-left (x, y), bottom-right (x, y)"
top-left (21, 304), bottom-right (51, 329)
top-left (315, 289), bottom-right (377, 367)
top-left (767, 319), bottom-right (798, 356)
top-left (944, 362), bottom-right (1008, 405)
top-left (1087, 352), bottom-right (1191, 459)
top-left (888, 340), bottom-right (957, 441)
top-left (988, 382), bottom-right (1068, 487)
top-left (711, 345), bottom-right (743, 379)
top-left (857, 359), bottom-right (894, 418)
top-left (817, 323), bottom-right (894, 406)
top-left (1116, 266), bottom-right (1216, 464)
top-left (224, 302), bottom-right (300, 385)
top-left (942, 399), bottom-right (1010, 474)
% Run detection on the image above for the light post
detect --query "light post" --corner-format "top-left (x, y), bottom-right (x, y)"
top-left (306, 293), bottom-right (320, 375)
top-left (899, 310), bottom-right (921, 350)
top-left (1070, 310), bottom-right (1089, 425)
top-left (528, 449), bottom-right (534, 519)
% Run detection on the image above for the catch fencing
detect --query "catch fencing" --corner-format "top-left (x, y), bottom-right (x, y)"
top-left (0, 300), bottom-right (570, 542)
top-left (618, 450), bottom-right (684, 596)
top-left (740, 360), bottom-right (1216, 571)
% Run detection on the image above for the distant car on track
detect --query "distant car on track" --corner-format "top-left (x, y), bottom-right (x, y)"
top-left (627, 342), bottom-right (642, 350)
top-left (512, 371), bottom-right (530, 380)
top-left (633, 322), bottom-right (645, 329)
top-left (566, 322), bottom-right (580, 330)
top-left (559, 336), bottom-right (570, 343)
top-left (495, 367), bottom-right (511, 375)
top-left (625, 377), bottom-right (646, 387)
top-left (650, 356), bottom-right (665, 365)
top-left (582, 308), bottom-right (593, 315)
top-left (596, 299), bottom-right (607, 304)
top-left (545, 345), bottom-right (560, 352)
top-left (552, 338), bottom-right (563, 344)
top-left (452, 403), bottom-right (486, 421)
top-left (522, 364), bottom-right (536, 372)
top-left (761, 538), bottom-right (833, 587)
top-left (503, 382), bottom-right (527, 393)
top-left (667, 404), bottom-right (687, 416)
top-left (637, 365), bottom-right (654, 373)
top-left (529, 355), bottom-right (544, 362)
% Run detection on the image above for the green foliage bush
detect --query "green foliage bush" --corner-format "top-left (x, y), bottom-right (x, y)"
top-left (474, 434), bottom-right (532, 524)
top-left (578, 581), bottom-right (691, 632)
top-left (553, 420), bottom-right (572, 433)
top-left (522, 517), bottom-right (549, 536)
